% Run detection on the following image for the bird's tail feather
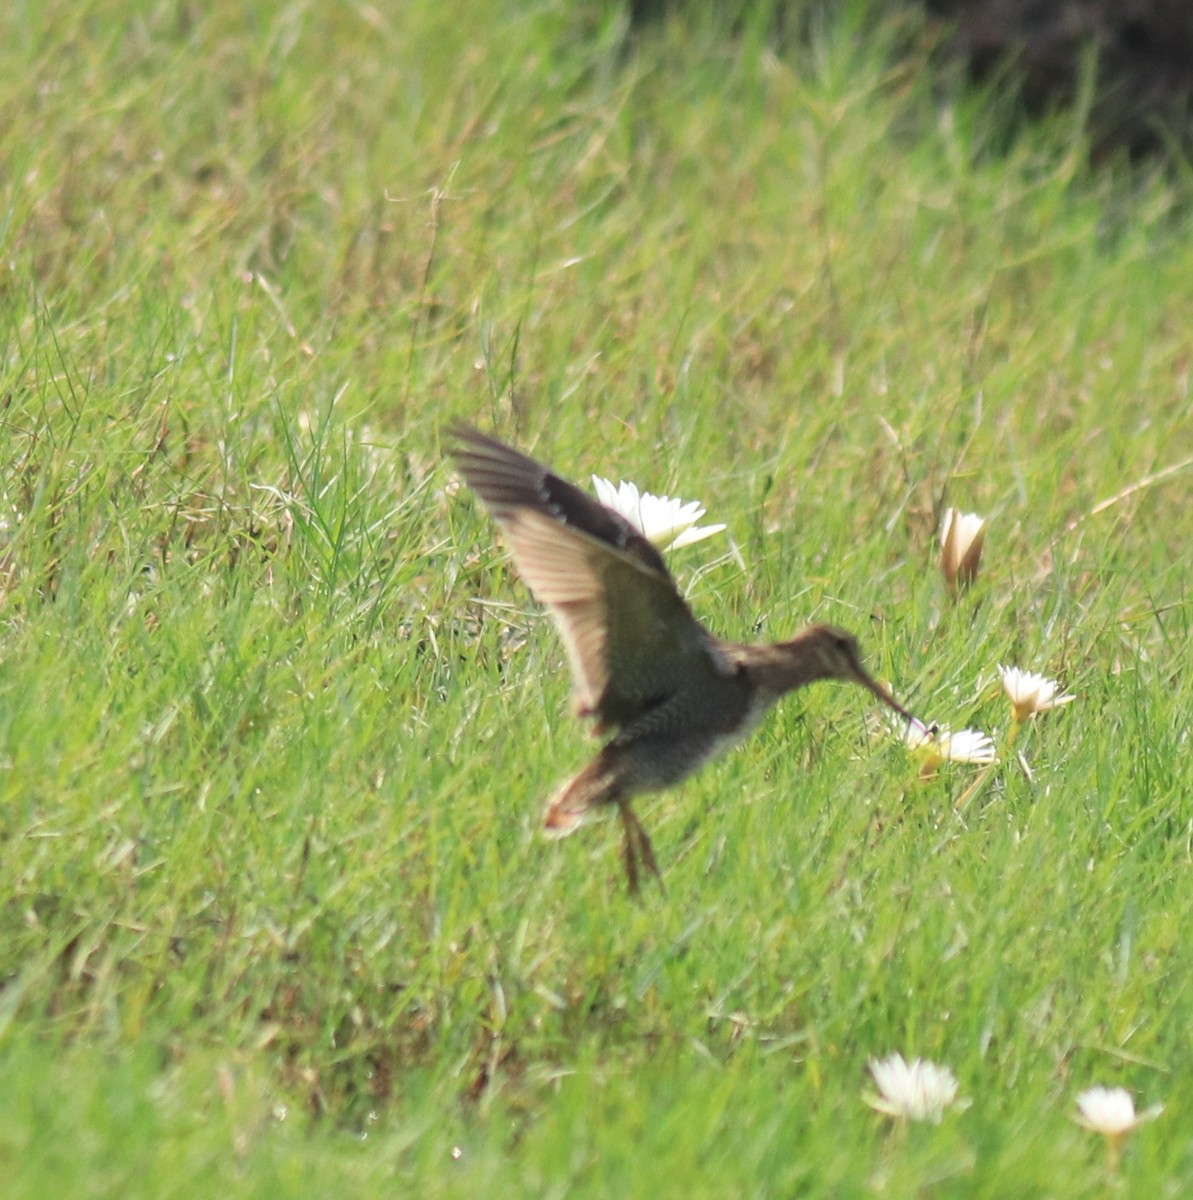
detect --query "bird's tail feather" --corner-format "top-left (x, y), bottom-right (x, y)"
top-left (543, 755), bottom-right (621, 837)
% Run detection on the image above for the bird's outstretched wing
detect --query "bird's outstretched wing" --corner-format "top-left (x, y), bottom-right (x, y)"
top-left (450, 425), bottom-right (726, 731)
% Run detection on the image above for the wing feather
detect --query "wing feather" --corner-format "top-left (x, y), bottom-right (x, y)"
top-left (450, 426), bottom-right (725, 729)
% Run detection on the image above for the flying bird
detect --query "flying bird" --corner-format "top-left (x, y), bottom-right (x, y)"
top-left (450, 426), bottom-right (914, 893)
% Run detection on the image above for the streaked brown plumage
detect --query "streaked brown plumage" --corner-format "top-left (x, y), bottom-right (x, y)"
top-left (450, 426), bottom-right (914, 893)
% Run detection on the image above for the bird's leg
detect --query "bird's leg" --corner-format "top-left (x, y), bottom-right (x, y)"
top-left (618, 798), bottom-right (664, 896)
top-left (632, 813), bottom-right (663, 892)
top-left (617, 798), bottom-right (641, 895)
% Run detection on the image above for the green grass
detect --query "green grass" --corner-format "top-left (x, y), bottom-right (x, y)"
top-left (3, 0), bottom-right (1192, 1194)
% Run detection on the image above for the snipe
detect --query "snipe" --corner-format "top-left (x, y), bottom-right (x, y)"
top-left (451, 426), bottom-right (914, 893)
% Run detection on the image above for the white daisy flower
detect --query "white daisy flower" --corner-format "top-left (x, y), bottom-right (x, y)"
top-left (592, 476), bottom-right (726, 551)
top-left (891, 717), bottom-right (997, 767)
top-left (936, 728), bottom-right (997, 765)
top-left (865, 1054), bottom-right (965, 1124)
top-left (940, 509), bottom-right (987, 595)
top-left (1075, 1086), bottom-right (1162, 1137)
top-left (998, 665), bottom-right (1075, 724)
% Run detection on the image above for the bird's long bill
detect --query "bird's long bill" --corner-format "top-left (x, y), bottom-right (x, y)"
top-left (856, 669), bottom-right (914, 725)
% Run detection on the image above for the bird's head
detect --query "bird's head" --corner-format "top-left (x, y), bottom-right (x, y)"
top-left (792, 624), bottom-right (913, 723)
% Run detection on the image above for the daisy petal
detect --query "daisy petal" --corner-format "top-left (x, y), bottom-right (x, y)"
top-left (999, 665), bottom-right (1075, 723)
top-left (1075, 1086), bottom-right (1162, 1136)
top-left (593, 475), bottom-right (727, 551)
top-left (940, 509), bottom-right (987, 594)
top-left (865, 1054), bottom-right (965, 1124)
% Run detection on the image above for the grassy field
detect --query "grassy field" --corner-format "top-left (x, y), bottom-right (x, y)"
top-left (3, 0), bottom-right (1192, 1194)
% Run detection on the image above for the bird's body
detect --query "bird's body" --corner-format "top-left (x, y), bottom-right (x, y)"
top-left (450, 426), bottom-right (912, 892)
